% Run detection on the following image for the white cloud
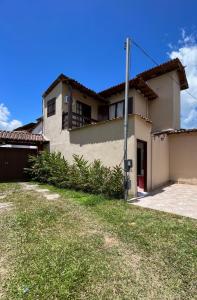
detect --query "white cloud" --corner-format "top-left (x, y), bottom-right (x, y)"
top-left (0, 103), bottom-right (22, 131)
top-left (168, 30), bottom-right (197, 128)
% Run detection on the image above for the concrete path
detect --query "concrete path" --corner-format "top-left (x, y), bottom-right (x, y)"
top-left (130, 184), bottom-right (197, 219)
top-left (0, 202), bottom-right (13, 211)
top-left (20, 183), bottom-right (60, 201)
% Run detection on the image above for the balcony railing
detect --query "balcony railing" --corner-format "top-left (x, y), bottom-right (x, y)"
top-left (62, 112), bottom-right (98, 129)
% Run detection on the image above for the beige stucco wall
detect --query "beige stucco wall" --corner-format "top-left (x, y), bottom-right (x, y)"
top-left (151, 134), bottom-right (170, 189)
top-left (134, 90), bottom-right (148, 118)
top-left (43, 81), bottom-right (63, 139)
top-left (147, 71), bottom-right (180, 131)
top-left (107, 89), bottom-right (134, 105)
top-left (169, 133), bottom-right (197, 184)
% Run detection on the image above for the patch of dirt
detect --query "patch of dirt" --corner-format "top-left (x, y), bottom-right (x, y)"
top-left (104, 234), bottom-right (120, 248)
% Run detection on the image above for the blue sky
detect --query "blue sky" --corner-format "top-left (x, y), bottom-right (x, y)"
top-left (1, 0), bottom-right (197, 129)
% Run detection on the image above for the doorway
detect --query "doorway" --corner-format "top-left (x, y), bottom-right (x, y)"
top-left (0, 147), bottom-right (37, 181)
top-left (137, 140), bottom-right (147, 192)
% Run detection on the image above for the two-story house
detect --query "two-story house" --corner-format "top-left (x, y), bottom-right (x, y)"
top-left (42, 58), bottom-right (197, 196)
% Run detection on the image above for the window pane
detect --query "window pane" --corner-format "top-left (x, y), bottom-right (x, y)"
top-left (117, 102), bottom-right (124, 117)
top-left (47, 98), bottom-right (56, 117)
top-left (109, 104), bottom-right (116, 119)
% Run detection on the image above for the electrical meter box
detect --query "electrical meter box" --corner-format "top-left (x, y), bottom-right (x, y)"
top-left (124, 159), bottom-right (132, 172)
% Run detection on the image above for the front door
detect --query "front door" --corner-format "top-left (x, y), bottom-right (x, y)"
top-left (137, 140), bottom-right (147, 192)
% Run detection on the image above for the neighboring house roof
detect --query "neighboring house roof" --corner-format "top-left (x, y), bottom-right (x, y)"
top-left (153, 128), bottom-right (197, 135)
top-left (99, 58), bottom-right (188, 97)
top-left (14, 117), bottom-right (43, 133)
top-left (99, 77), bottom-right (157, 100)
top-left (14, 122), bottom-right (37, 132)
top-left (0, 130), bottom-right (46, 144)
top-left (42, 74), bottom-right (107, 102)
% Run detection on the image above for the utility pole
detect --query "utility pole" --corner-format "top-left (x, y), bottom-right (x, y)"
top-left (124, 37), bottom-right (131, 201)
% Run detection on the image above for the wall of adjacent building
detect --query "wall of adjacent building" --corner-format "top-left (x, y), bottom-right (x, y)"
top-left (32, 121), bottom-right (43, 134)
top-left (169, 132), bottom-right (197, 184)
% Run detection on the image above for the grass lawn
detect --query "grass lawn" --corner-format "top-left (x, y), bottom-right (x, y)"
top-left (0, 182), bottom-right (196, 299)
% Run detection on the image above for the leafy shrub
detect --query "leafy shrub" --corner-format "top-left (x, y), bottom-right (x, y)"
top-left (26, 151), bottom-right (124, 199)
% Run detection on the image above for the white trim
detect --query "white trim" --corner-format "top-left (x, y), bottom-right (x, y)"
top-left (0, 144), bottom-right (37, 149)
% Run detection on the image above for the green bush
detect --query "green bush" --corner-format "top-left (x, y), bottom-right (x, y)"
top-left (26, 151), bottom-right (124, 199)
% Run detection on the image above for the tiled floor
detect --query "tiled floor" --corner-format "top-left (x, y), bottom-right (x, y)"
top-left (130, 184), bottom-right (197, 219)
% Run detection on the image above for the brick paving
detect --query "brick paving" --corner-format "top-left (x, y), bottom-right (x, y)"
top-left (131, 184), bottom-right (197, 219)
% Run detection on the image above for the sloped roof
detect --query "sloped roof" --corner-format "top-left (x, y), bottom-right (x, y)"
top-left (42, 74), bottom-right (107, 102)
top-left (137, 58), bottom-right (188, 90)
top-left (99, 77), bottom-right (157, 100)
top-left (99, 58), bottom-right (188, 97)
top-left (14, 117), bottom-right (43, 133)
top-left (0, 130), bottom-right (46, 144)
top-left (42, 58), bottom-right (188, 101)
top-left (153, 128), bottom-right (197, 136)
top-left (14, 122), bottom-right (37, 132)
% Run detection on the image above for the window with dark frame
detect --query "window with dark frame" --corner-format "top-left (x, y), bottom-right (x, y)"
top-left (109, 97), bottom-right (133, 120)
top-left (47, 98), bottom-right (56, 117)
top-left (76, 101), bottom-right (91, 125)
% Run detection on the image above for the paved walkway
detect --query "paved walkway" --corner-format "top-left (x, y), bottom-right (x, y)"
top-left (20, 183), bottom-right (60, 200)
top-left (130, 184), bottom-right (197, 219)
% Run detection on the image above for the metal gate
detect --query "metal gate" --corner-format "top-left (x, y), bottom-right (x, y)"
top-left (0, 147), bottom-right (37, 181)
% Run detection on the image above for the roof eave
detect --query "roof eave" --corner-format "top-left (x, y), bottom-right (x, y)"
top-left (42, 74), bottom-right (107, 103)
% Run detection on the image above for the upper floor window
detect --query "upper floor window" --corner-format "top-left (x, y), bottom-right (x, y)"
top-left (109, 98), bottom-right (133, 120)
top-left (47, 98), bottom-right (56, 117)
top-left (76, 101), bottom-right (91, 121)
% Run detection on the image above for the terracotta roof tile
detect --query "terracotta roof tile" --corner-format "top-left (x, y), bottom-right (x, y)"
top-left (99, 58), bottom-right (188, 97)
top-left (153, 128), bottom-right (197, 135)
top-left (0, 130), bottom-right (46, 143)
top-left (137, 58), bottom-right (188, 90)
top-left (42, 58), bottom-right (188, 102)
top-left (42, 74), bottom-right (107, 102)
top-left (99, 77), bottom-right (158, 100)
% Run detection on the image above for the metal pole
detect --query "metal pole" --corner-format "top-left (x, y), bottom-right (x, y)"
top-left (124, 37), bottom-right (131, 201)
